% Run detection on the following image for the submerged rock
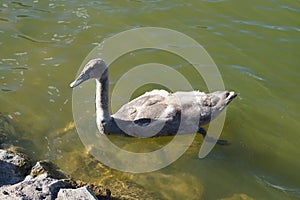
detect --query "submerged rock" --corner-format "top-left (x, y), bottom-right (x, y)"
top-left (130, 171), bottom-right (203, 200)
top-left (0, 113), bottom-right (36, 155)
top-left (0, 114), bottom-right (18, 146)
top-left (221, 193), bottom-right (255, 200)
top-left (64, 149), bottom-right (162, 200)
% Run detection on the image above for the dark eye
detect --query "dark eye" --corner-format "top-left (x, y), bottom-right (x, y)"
top-left (203, 96), bottom-right (219, 107)
top-left (203, 98), bottom-right (211, 106)
top-left (225, 91), bottom-right (230, 98)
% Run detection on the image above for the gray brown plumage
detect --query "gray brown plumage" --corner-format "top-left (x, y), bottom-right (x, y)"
top-left (70, 58), bottom-right (237, 141)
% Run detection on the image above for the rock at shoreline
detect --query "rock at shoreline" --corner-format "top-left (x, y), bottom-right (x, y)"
top-left (30, 161), bottom-right (68, 180)
top-left (0, 149), bottom-right (31, 186)
top-left (0, 174), bottom-right (71, 200)
top-left (57, 186), bottom-right (98, 200)
top-left (0, 149), bottom-right (104, 200)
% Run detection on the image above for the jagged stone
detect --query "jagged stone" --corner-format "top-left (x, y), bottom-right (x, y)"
top-left (30, 160), bottom-right (68, 179)
top-left (0, 149), bottom-right (31, 186)
top-left (0, 174), bottom-right (71, 200)
top-left (0, 150), bottom-right (100, 200)
top-left (57, 186), bottom-right (98, 200)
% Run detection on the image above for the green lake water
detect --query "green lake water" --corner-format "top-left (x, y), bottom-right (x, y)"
top-left (1, 0), bottom-right (299, 199)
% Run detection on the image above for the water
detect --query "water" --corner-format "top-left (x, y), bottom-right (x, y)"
top-left (1, 0), bottom-right (300, 199)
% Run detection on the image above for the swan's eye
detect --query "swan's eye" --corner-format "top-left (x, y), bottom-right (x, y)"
top-left (203, 98), bottom-right (212, 107)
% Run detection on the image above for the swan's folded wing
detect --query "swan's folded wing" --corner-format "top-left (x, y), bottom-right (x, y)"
top-left (112, 89), bottom-right (179, 123)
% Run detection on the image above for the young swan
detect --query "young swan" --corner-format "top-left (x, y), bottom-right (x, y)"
top-left (70, 58), bottom-right (237, 144)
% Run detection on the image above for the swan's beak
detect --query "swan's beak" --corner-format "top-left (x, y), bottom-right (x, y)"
top-left (225, 91), bottom-right (237, 105)
top-left (210, 91), bottom-right (237, 107)
top-left (70, 73), bottom-right (88, 88)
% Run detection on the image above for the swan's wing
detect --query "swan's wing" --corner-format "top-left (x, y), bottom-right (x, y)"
top-left (110, 89), bottom-right (236, 136)
top-left (111, 90), bottom-right (219, 136)
top-left (112, 89), bottom-right (180, 124)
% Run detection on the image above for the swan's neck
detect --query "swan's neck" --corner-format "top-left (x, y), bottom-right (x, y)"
top-left (96, 70), bottom-right (111, 133)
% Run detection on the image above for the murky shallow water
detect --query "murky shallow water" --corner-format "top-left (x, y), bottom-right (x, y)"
top-left (1, 0), bottom-right (300, 199)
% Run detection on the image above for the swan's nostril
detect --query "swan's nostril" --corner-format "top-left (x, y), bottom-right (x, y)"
top-left (227, 91), bottom-right (237, 101)
top-left (225, 91), bottom-right (230, 98)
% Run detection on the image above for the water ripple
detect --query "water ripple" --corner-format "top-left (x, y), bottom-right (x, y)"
top-left (227, 64), bottom-right (266, 81)
top-left (233, 19), bottom-right (299, 32)
top-left (280, 4), bottom-right (300, 13)
top-left (11, 1), bottom-right (32, 8)
top-left (74, 7), bottom-right (90, 19)
top-left (255, 175), bottom-right (300, 198)
top-left (0, 86), bottom-right (18, 92)
top-left (0, 17), bottom-right (9, 22)
top-left (17, 34), bottom-right (54, 44)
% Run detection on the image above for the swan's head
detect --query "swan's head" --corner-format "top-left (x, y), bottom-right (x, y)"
top-left (205, 90), bottom-right (237, 118)
top-left (209, 91), bottom-right (237, 108)
top-left (70, 58), bottom-right (108, 88)
top-left (199, 90), bottom-right (237, 124)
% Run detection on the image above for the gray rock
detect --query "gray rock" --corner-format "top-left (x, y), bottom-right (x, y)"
top-left (30, 161), bottom-right (68, 180)
top-left (0, 149), bottom-right (102, 200)
top-left (57, 186), bottom-right (98, 200)
top-left (0, 150), bottom-right (91, 200)
top-left (0, 149), bottom-right (30, 186)
top-left (0, 173), bottom-right (71, 200)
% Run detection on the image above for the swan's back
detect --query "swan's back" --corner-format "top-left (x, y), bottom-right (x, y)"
top-left (112, 90), bottom-right (179, 123)
top-left (111, 89), bottom-right (223, 137)
top-left (112, 89), bottom-right (213, 130)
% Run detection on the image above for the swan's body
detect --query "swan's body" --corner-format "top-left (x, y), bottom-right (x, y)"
top-left (70, 58), bottom-right (237, 141)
